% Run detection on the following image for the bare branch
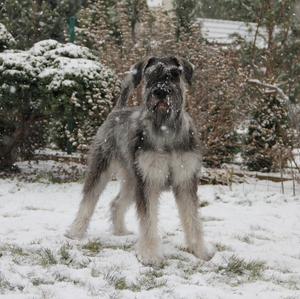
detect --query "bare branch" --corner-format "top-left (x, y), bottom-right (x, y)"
top-left (247, 79), bottom-right (289, 101)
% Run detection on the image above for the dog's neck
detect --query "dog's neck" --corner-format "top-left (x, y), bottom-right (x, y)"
top-left (141, 108), bottom-right (191, 150)
top-left (143, 106), bottom-right (183, 132)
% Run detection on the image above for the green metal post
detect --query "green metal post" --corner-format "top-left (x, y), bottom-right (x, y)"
top-left (68, 16), bottom-right (76, 43)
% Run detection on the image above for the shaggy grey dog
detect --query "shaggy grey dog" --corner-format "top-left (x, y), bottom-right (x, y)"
top-left (66, 56), bottom-right (210, 265)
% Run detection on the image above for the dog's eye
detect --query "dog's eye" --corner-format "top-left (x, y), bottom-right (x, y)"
top-left (170, 68), bottom-right (181, 79)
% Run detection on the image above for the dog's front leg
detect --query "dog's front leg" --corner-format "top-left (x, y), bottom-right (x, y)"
top-left (135, 181), bottom-right (162, 265)
top-left (173, 178), bottom-right (210, 261)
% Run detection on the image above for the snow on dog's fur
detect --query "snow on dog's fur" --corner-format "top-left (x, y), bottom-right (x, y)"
top-left (66, 56), bottom-right (212, 265)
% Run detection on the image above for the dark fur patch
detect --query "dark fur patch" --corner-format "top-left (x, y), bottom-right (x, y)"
top-left (180, 58), bottom-right (194, 85)
top-left (132, 61), bottom-right (144, 87)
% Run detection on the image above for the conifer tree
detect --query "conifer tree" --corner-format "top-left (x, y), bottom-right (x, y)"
top-left (238, 0), bottom-right (299, 171)
top-left (173, 0), bottom-right (197, 39)
top-left (0, 0), bottom-right (82, 49)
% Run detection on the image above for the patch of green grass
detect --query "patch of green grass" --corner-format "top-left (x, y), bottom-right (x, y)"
top-left (2, 213), bottom-right (20, 218)
top-left (215, 243), bottom-right (231, 252)
top-left (218, 255), bottom-right (266, 280)
top-left (103, 266), bottom-right (121, 284)
top-left (168, 251), bottom-right (190, 262)
top-left (33, 172), bottom-right (65, 184)
top-left (101, 243), bottom-right (133, 251)
top-left (103, 266), bottom-right (129, 290)
top-left (0, 245), bottom-right (29, 265)
top-left (31, 277), bottom-right (54, 286)
top-left (32, 169), bottom-right (84, 184)
top-left (12, 246), bottom-right (28, 256)
top-left (38, 248), bottom-right (57, 267)
top-left (267, 274), bottom-right (300, 291)
top-left (102, 266), bottom-right (165, 292)
top-left (24, 206), bottom-right (51, 211)
top-left (0, 273), bottom-right (25, 292)
top-left (59, 245), bottom-right (72, 265)
top-left (136, 269), bottom-right (167, 291)
top-left (236, 235), bottom-right (253, 244)
top-left (0, 244), bottom-right (28, 256)
top-left (30, 239), bottom-right (42, 245)
top-left (53, 271), bottom-right (81, 285)
top-left (199, 201), bottom-right (209, 207)
top-left (114, 277), bottom-right (128, 290)
top-left (82, 240), bottom-right (102, 255)
top-left (0, 275), bottom-right (12, 290)
top-left (179, 260), bottom-right (206, 278)
top-left (203, 216), bottom-right (223, 222)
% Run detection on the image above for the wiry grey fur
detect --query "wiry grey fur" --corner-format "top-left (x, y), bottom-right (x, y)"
top-left (66, 56), bottom-right (211, 265)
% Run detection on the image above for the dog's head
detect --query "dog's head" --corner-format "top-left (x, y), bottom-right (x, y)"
top-left (130, 56), bottom-right (194, 121)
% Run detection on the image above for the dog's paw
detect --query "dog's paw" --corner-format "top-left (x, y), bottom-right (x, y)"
top-left (64, 229), bottom-right (85, 240)
top-left (191, 244), bottom-right (216, 261)
top-left (136, 239), bottom-right (163, 266)
top-left (137, 251), bottom-right (163, 266)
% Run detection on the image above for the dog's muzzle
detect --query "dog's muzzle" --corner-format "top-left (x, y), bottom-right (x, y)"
top-left (153, 86), bottom-right (171, 100)
top-left (151, 84), bottom-right (172, 112)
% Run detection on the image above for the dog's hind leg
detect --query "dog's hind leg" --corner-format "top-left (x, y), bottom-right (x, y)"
top-left (110, 171), bottom-right (134, 235)
top-left (66, 146), bottom-right (111, 240)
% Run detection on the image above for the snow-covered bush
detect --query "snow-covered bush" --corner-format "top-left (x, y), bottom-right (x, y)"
top-left (35, 40), bottom-right (120, 152)
top-left (0, 23), bottom-right (15, 51)
top-left (0, 47), bottom-right (48, 169)
top-left (0, 39), bottom-right (120, 169)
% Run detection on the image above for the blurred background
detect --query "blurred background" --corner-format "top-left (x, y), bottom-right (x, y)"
top-left (0, 0), bottom-right (300, 191)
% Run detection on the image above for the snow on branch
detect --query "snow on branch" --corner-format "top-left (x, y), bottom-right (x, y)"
top-left (0, 23), bottom-right (16, 51)
top-left (247, 79), bottom-right (289, 101)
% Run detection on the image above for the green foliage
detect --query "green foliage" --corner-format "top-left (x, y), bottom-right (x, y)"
top-left (217, 255), bottom-right (266, 280)
top-left (0, 23), bottom-right (16, 51)
top-left (38, 248), bottom-right (57, 266)
top-left (173, 0), bottom-right (197, 39)
top-left (82, 240), bottom-right (102, 255)
top-left (78, 0), bottom-right (148, 49)
top-left (0, 46), bottom-right (50, 169)
top-left (236, 1), bottom-right (299, 171)
top-left (0, 0), bottom-right (83, 49)
top-left (242, 87), bottom-right (292, 172)
top-left (276, 27), bottom-right (300, 104)
top-left (196, 0), bottom-right (251, 21)
top-left (38, 41), bottom-right (120, 153)
top-left (0, 39), bottom-right (120, 169)
top-left (124, 0), bottom-right (149, 40)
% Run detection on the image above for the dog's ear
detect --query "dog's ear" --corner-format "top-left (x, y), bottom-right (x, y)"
top-left (179, 58), bottom-right (194, 85)
top-left (116, 57), bottom-right (157, 108)
top-left (130, 61), bottom-right (144, 88)
top-left (130, 57), bottom-right (158, 87)
top-left (144, 56), bottom-right (158, 72)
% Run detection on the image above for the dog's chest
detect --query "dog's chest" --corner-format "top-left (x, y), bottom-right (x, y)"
top-left (136, 151), bottom-right (200, 187)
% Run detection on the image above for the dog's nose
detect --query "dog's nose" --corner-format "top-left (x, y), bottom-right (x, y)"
top-left (153, 88), bottom-right (170, 100)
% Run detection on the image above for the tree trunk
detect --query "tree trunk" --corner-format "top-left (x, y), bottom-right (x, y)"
top-left (0, 115), bottom-right (35, 170)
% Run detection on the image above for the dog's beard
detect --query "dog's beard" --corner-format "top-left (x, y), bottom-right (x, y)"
top-left (145, 92), bottom-right (183, 131)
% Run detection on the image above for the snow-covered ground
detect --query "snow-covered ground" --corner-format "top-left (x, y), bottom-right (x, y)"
top-left (0, 172), bottom-right (300, 298)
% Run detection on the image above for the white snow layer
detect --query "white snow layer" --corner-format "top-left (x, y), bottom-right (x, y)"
top-left (0, 178), bottom-right (300, 298)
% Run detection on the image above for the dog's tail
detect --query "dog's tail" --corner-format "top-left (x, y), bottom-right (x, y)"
top-left (115, 61), bottom-right (144, 108)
